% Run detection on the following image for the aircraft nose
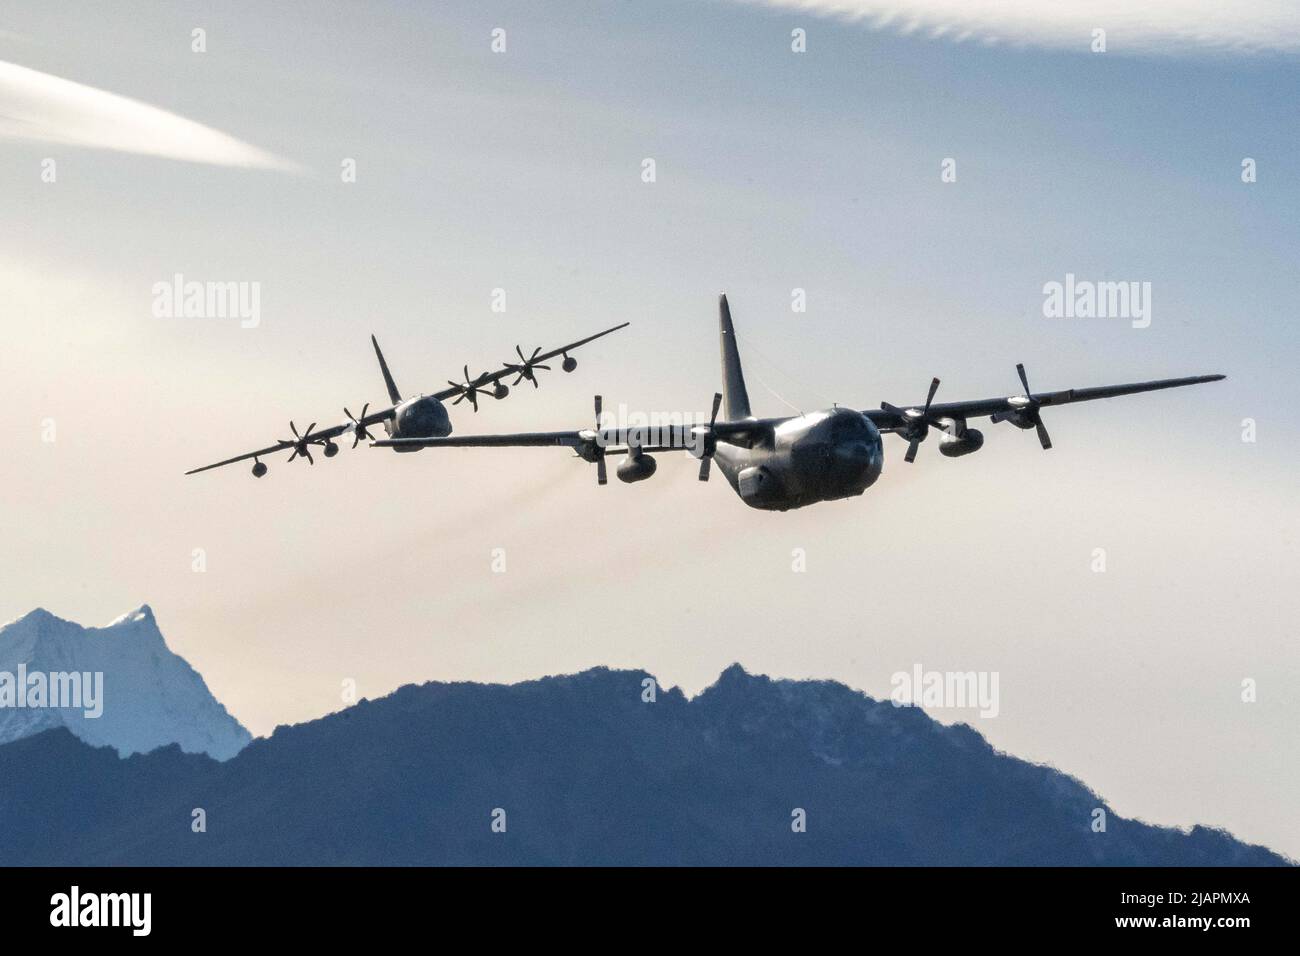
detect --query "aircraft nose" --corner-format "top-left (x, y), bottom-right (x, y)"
top-left (834, 441), bottom-right (873, 467)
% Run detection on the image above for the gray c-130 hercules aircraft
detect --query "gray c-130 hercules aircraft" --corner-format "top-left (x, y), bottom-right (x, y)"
top-left (373, 295), bottom-right (1225, 512)
top-left (186, 322), bottom-right (628, 477)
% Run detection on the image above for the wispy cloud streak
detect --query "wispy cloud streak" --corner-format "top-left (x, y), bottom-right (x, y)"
top-left (0, 60), bottom-right (299, 171)
top-left (726, 0), bottom-right (1300, 54)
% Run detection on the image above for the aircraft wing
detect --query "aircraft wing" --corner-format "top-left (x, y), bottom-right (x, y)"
top-left (374, 431), bottom-right (590, 450)
top-left (184, 408), bottom-right (397, 475)
top-left (186, 439), bottom-right (303, 476)
top-left (374, 372), bottom-right (1226, 459)
top-left (372, 424), bottom-right (704, 485)
top-left (372, 428), bottom-right (701, 453)
top-left (185, 322), bottom-right (629, 476)
top-left (426, 323), bottom-right (630, 401)
top-left (373, 391), bottom-right (732, 456)
top-left (866, 373), bottom-right (1225, 431)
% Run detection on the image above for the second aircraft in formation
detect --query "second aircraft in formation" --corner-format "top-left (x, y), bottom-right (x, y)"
top-left (185, 322), bottom-right (629, 477)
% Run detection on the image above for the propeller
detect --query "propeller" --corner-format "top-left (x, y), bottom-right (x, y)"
top-left (281, 421), bottom-right (320, 465)
top-left (344, 404), bottom-right (378, 448)
top-left (1016, 363), bottom-right (1052, 450)
top-left (992, 363), bottom-right (1052, 449)
top-left (503, 345), bottom-right (551, 388)
top-left (882, 377), bottom-right (941, 463)
top-left (590, 395), bottom-right (607, 484)
top-left (694, 392), bottom-right (723, 481)
top-left (446, 366), bottom-right (493, 412)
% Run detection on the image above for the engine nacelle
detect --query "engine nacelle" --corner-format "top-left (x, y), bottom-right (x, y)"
top-left (939, 428), bottom-right (984, 458)
top-left (993, 409), bottom-right (1037, 430)
top-left (617, 453), bottom-right (657, 483)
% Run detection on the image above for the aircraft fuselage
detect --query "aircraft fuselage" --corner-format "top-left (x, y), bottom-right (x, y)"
top-left (385, 395), bottom-right (453, 451)
top-left (713, 407), bottom-right (883, 511)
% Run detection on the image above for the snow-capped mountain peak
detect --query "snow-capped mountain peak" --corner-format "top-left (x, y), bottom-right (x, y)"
top-left (0, 605), bottom-right (250, 760)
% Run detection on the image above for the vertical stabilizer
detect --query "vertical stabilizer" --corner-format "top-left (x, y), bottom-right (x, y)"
top-left (718, 294), bottom-right (752, 421)
top-left (371, 334), bottom-right (402, 404)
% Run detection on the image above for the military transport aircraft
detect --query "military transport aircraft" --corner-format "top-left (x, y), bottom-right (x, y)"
top-left (372, 295), bottom-right (1225, 512)
top-left (186, 323), bottom-right (628, 477)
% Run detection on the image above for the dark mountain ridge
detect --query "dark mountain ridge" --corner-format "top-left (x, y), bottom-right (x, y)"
top-left (0, 665), bottom-right (1287, 865)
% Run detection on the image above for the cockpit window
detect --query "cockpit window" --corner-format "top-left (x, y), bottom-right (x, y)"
top-left (830, 413), bottom-right (868, 439)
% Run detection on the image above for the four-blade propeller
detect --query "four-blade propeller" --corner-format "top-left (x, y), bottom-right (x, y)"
top-left (991, 363), bottom-right (1052, 450)
top-left (446, 366), bottom-right (493, 412)
top-left (694, 392), bottom-right (724, 481)
top-left (584, 394), bottom-right (608, 485)
top-left (344, 404), bottom-right (378, 448)
top-left (503, 346), bottom-right (551, 388)
top-left (281, 421), bottom-right (320, 465)
top-left (882, 377), bottom-right (941, 463)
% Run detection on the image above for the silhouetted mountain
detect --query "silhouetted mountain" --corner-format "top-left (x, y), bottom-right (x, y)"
top-left (0, 665), bottom-right (1287, 865)
top-left (0, 607), bottom-right (249, 760)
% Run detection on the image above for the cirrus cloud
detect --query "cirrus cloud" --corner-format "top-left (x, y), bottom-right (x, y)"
top-left (726, 0), bottom-right (1300, 54)
top-left (0, 59), bottom-right (300, 171)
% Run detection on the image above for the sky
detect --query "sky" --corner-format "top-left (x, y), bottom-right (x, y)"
top-left (1, 1), bottom-right (1297, 858)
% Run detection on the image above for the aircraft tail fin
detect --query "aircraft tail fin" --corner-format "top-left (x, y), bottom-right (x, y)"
top-left (718, 294), bottom-right (752, 420)
top-left (371, 334), bottom-right (402, 404)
